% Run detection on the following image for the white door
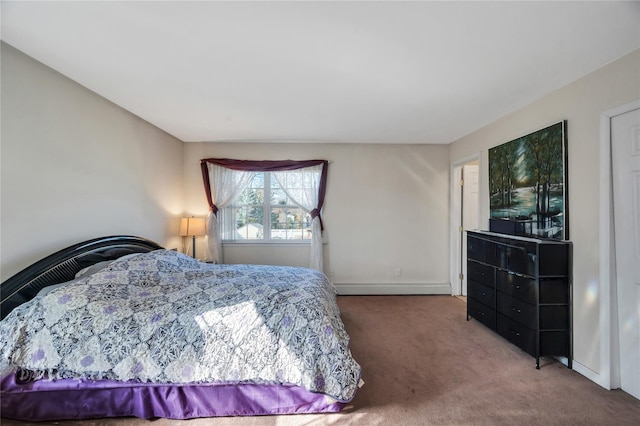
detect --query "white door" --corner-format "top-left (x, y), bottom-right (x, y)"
top-left (461, 163), bottom-right (479, 296)
top-left (611, 106), bottom-right (640, 400)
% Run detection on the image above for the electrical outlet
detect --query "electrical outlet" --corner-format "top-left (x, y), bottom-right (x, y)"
top-left (395, 267), bottom-right (401, 277)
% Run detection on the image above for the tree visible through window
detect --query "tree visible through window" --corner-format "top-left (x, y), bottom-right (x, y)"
top-left (224, 172), bottom-right (312, 241)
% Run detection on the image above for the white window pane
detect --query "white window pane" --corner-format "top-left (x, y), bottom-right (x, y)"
top-left (271, 188), bottom-right (288, 205)
top-left (222, 169), bottom-right (317, 242)
top-left (252, 173), bottom-right (265, 187)
top-left (270, 207), bottom-right (312, 240)
top-left (235, 206), bottom-right (264, 240)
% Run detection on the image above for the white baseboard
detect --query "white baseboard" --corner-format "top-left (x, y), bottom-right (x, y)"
top-left (333, 282), bottom-right (451, 295)
top-left (571, 359), bottom-right (612, 390)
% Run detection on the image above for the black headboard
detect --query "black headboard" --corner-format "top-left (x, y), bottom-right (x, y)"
top-left (1, 235), bottom-right (163, 320)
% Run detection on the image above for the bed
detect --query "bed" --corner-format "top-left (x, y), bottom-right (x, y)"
top-left (0, 236), bottom-right (361, 421)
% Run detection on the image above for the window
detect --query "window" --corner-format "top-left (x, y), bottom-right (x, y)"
top-left (220, 172), bottom-right (312, 241)
top-left (200, 158), bottom-right (327, 268)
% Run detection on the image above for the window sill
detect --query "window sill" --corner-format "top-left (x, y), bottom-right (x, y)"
top-left (222, 241), bottom-right (311, 247)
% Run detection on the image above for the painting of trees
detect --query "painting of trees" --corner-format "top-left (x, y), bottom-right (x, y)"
top-left (489, 121), bottom-right (567, 239)
top-left (489, 138), bottom-right (520, 211)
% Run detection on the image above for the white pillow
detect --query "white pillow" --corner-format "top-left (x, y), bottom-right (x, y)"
top-left (115, 252), bottom-right (143, 262)
top-left (75, 260), bottom-right (114, 278)
top-left (74, 252), bottom-right (143, 278)
top-left (37, 281), bottom-right (71, 297)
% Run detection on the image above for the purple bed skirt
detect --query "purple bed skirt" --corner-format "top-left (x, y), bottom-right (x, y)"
top-left (0, 373), bottom-right (346, 421)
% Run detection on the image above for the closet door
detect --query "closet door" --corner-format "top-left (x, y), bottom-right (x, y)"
top-left (611, 106), bottom-right (640, 400)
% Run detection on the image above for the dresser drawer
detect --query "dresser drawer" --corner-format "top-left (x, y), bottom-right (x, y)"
top-left (468, 297), bottom-right (496, 330)
top-left (467, 235), bottom-right (497, 264)
top-left (538, 244), bottom-right (570, 276)
top-left (496, 313), bottom-right (536, 357)
top-left (468, 280), bottom-right (495, 308)
top-left (467, 261), bottom-right (495, 287)
top-left (496, 241), bottom-right (537, 276)
top-left (496, 270), bottom-right (536, 305)
top-left (539, 278), bottom-right (570, 304)
top-left (539, 305), bottom-right (570, 330)
top-left (497, 293), bottom-right (536, 329)
top-left (540, 330), bottom-right (570, 356)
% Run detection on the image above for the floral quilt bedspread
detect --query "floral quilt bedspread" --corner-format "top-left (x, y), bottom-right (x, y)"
top-left (0, 250), bottom-right (361, 402)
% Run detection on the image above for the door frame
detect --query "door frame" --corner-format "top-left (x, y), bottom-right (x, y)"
top-left (450, 153), bottom-right (482, 296)
top-left (597, 99), bottom-right (640, 390)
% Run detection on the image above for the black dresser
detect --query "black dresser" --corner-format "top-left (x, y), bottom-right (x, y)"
top-left (466, 230), bottom-right (572, 369)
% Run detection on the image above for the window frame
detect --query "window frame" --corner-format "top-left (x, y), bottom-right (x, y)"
top-left (200, 158), bottom-right (328, 269)
top-left (222, 171), bottom-right (313, 244)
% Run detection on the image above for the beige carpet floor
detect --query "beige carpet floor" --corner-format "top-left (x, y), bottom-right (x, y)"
top-left (3, 295), bottom-right (639, 425)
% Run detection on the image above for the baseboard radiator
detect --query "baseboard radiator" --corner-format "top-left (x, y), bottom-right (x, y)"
top-left (333, 282), bottom-right (451, 295)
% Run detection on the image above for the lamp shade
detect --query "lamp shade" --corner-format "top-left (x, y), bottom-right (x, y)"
top-left (180, 217), bottom-right (206, 237)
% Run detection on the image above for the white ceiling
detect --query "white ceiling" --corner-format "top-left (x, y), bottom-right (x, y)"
top-left (1, 1), bottom-right (639, 144)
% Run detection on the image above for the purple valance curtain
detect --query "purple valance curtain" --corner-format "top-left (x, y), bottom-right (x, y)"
top-left (200, 158), bottom-right (329, 270)
top-left (202, 158), bottom-right (328, 174)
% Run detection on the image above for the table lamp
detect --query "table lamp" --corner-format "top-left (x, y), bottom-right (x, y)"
top-left (180, 216), bottom-right (206, 258)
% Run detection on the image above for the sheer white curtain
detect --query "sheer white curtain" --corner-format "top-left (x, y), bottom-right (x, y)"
top-left (273, 165), bottom-right (324, 271)
top-left (205, 163), bottom-right (254, 264)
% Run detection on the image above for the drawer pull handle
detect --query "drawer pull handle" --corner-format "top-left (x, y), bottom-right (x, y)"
top-left (509, 329), bottom-right (520, 337)
top-left (511, 307), bottom-right (521, 313)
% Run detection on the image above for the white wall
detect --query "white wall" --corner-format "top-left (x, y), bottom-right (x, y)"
top-left (184, 142), bottom-right (451, 294)
top-left (1, 40), bottom-right (451, 295)
top-left (449, 49), bottom-right (640, 382)
top-left (0, 43), bottom-right (185, 280)
top-left (7, 36), bottom-right (637, 387)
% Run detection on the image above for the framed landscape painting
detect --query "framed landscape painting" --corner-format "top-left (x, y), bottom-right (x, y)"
top-left (488, 120), bottom-right (568, 240)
